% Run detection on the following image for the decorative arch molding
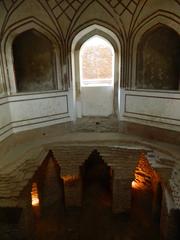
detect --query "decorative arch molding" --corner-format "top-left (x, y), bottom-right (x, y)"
top-left (0, 52), bottom-right (4, 94)
top-left (69, 19), bottom-right (124, 52)
top-left (1, 17), bottom-right (63, 94)
top-left (71, 24), bottom-right (122, 120)
top-left (67, 0), bottom-right (125, 40)
top-left (130, 12), bottom-right (180, 88)
top-left (0, 0), bottom-right (25, 36)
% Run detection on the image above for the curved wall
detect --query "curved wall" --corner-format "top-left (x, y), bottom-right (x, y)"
top-left (0, 91), bottom-right (70, 141)
top-left (121, 90), bottom-right (180, 132)
top-left (0, 0), bottom-right (180, 141)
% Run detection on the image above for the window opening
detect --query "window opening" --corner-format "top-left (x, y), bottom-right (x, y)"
top-left (80, 36), bottom-right (114, 87)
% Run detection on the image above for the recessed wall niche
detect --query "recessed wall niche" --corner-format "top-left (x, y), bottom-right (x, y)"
top-left (13, 29), bottom-right (57, 92)
top-left (136, 25), bottom-right (180, 90)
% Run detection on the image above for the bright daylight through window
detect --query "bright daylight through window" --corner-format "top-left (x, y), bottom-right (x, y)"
top-left (80, 36), bottom-right (114, 86)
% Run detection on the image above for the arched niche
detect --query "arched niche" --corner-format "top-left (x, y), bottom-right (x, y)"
top-left (13, 29), bottom-right (57, 92)
top-left (1, 19), bottom-right (62, 94)
top-left (130, 14), bottom-right (180, 90)
top-left (71, 24), bottom-right (121, 119)
top-left (136, 25), bottom-right (180, 90)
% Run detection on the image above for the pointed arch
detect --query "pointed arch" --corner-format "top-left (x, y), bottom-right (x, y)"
top-left (67, 0), bottom-right (125, 41)
top-left (79, 35), bottom-right (114, 87)
top-left (71, 24), bottom-right (121, 119)
top-left (1, 17), bottom-right (63, 94)
top-left (130, 11), bottom-right (180, 88)
top-left (136, 24), bottom-right (180, 90)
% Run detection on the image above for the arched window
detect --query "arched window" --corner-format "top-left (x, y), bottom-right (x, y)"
top-left (71, 25), bottom-right (121, 119)
top-left (80, 36), bottom-right (114, 87)
top-left (13, 29), bottom-right (57, 92)
top-left (136, 25), bottom-right (180, 90)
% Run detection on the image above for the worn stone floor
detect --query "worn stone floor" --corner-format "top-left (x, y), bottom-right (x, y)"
top-left (1, 117), bottom-right (179, 171)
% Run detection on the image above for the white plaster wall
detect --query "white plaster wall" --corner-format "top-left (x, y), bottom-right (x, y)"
top-left (0, 0), bottom-right (180, 139)
top-left (81, 86), bottom-right (114, 116)
top-left (9, 91), bottom-right (70, 132)
top-left (122, 90), bottom-right (180, 131)
top-left (0, 97), bottom-right (12, 140)
top-left (0, 91), bottom-right (70, 141)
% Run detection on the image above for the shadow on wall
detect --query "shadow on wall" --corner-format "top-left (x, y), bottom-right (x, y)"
top-left (137, 25), bottom-right (180, 90)
top-left (80, 149), bottom-right (112, 208)
top-left (13, 29), bottom-right (57, 92)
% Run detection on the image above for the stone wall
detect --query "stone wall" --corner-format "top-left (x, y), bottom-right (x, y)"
top-left (170, 164), bottom-right (180, 209)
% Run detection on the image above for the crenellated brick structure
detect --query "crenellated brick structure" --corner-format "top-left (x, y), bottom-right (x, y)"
top-left (51, 145), bottom-right (143, 213)
top-left (0, 138), bottom-right (179, 240)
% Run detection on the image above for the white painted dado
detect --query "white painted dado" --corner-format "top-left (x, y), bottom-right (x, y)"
top-left (9, 91), bottom-right (69, 132)
top-left (0, 91), bottom-right (70, 141)
top-left (81, 86), bottom-right (114, 116)
top-left (1, 88), bottom-right (180, 143)
top-left (122, 90), bottom-right (180, 131)
top-left (0, 97), bottom-right (12, 140)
